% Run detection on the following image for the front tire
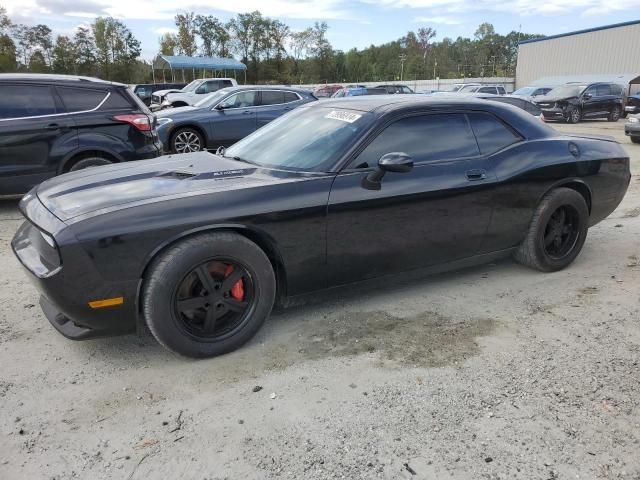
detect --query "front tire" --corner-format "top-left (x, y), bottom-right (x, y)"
top-left (171, 128), bottom-right (204, 154)
top-left (514, 188), bottom-right (589, 272)
top-left (567, 107), bottom-right (581, 124)
top-left (608, 106), bottom-right (621, 122)
top-left (143, 232), bottom-right (275, 358)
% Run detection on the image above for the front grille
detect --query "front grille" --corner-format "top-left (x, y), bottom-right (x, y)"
top-left (537, 103), bottom-right (556, 109)
top-left (151, 94), bottom-right (161, 104)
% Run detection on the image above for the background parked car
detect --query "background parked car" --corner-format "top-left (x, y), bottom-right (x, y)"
top-left (533, 82), bottom-right (624, 123)
top-left (0, 74), bottom-right (161, 196)
top-left (511, 86), bottom-right (552, 101)
top-left (151, 78), bottom-right (237, 109)
top-left (475, 94), bottom-right (543, 117)
top-left (376, 84), bottom-right (414, 94)
top-left (313, 85), bottom-right (343, 98)
top-left (131, 83), bottom-right (186, 106)
top-left (156, 86), bottom-right (316, 153)
top-left (331, 87), bottom-right (387, 97)
top-left (625, 114), bottom-right (640, 143)
top-left (457, 84), bottom-right (506, 95)
top-left (623, 92), bottom-right (640, 118)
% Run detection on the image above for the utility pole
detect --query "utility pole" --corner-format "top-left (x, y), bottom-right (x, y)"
top-left (490, 56), bottom-right (496, 76)
top-left (399, 53), bottom-right (407, 81)
top-left (433, 60), bottom-right (437, 80)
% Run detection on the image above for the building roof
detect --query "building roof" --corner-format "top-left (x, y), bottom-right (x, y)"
top-left (530, 74), bottom-right (640, 87)
top-left (520, 20), bottom-right (640, 45)
top-left (153, 55), bottom-right (247, 71)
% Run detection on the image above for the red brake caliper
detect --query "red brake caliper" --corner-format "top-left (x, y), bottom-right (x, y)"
top-left (224, 265), bottom-right (244, 301)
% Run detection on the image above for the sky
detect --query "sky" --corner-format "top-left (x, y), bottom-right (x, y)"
top-left (2, 0), bottom-right (637, 60)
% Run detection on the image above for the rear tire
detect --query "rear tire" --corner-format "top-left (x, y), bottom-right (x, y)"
top-left (514, 188), bottom-right (589, 272)
top-left (143, 232), bottom-right (276, 358)
top-left (567, 107), bottom-right (581, 124)
top-left (631, 136), bottom-right (640, 144)
top-left (608, 106), bottom-right (621, 122)
top-left (68, 157), bottom-right (113, 172)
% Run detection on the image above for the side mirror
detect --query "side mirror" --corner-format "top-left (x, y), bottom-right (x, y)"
top-left (362, 152), bottom-right (413, 190)
top-left (583, 93), bottom-right (592, 100)
top-left (195, 87), bottom-right (206, 94)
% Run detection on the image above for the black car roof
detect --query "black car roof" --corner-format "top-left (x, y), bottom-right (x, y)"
top-left (312, 94), bottom-right (553, 138)
top-left (0, 74), bottom-right (126, 88)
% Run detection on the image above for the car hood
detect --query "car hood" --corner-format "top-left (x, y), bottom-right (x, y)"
top-left (35, 153), bottom-right (304, 222)
top-left (534, 95), bottom-right (576, 103)
top-left (156, 106), bottom-right (199, 118)
top-left (153, 89), bottom-right (183, 97)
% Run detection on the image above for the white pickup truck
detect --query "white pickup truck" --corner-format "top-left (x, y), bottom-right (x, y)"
top-left (151, 78), bottom-right (238, 110)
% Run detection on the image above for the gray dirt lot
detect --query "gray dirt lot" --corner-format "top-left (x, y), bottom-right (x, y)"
top-left (0, 120), bottom-right (639, 480)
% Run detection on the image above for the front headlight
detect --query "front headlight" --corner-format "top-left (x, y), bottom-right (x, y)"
top-left (157, 117), bottom-right (173, 126)
top-left (628, 117), bottom-right (639, 123)
top-left (161, 100), bottom-right (171, 107)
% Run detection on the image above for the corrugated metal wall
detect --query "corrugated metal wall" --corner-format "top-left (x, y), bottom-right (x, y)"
top-left (516, 23), bottom-right (640, 88)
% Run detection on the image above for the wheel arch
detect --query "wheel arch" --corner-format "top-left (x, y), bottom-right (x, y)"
top-left (170, 124), bottom-right (208, 149)
top-left (138, 224), bottom-right (288, 310)
top-left (541, 179), bottom-right (593, 214)
top-left (59, 148), bottom-right (122, 174)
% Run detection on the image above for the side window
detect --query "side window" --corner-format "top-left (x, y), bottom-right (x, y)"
top-left (350, 114), bottom-right (480, 169)
top-left (283, 91), bottom-right (299, 103)
top-left (57, 87), bottom-right (108, 112)
top-left (596, 84), bottom-right (611, 96)
top-left (0, 84), bottom-right (58, 119)
top-left (401, 86), bottom-right (412, 94)
top-left (222, 80), bottom-right (233, 87)
top-left (525, 101), bottom-right (541, 115)
top-left (584, 86), bottom-right (597, 97)
top-left (478, 87), bottom-right (496, 94)
top-left (222, 91), bottom-right (258, 108)
top-left (467, 112), bottom-right (521, 155)
top-left (260, 91), bottom-right (285, 106)
top-left (101, 90), bottom-right (134, 110)
top-left (497, 87), bottom-right (506, 95)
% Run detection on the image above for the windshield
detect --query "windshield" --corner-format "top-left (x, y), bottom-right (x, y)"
top-left (513, 87), bottom-right (536, 95)
top-left (182, 80), bottom-right (203, 92)
top-left (443, 84), bottom-right (463, 92)
top-left (225, 107), bottom-right (372, 172)
top-left (548, 85), bottom-right (586, 97)
top-left (194, 89), bottom-right (233, 108)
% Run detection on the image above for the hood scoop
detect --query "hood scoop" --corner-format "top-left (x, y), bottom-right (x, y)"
top-left (157, 170), bottom-right (198, 180)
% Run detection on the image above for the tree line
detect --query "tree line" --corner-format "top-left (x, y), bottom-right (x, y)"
top-left (1, 5), bottom-right (543, 85)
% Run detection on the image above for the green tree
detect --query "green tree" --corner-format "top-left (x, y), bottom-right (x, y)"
top-left (174, 12), bottom-right (197, 56)
top-left (73, 26), bottom-right (96, 76)
top-left (93, 17), bottom-right (141, 82)
top-left (52, 35), bottom-right (76, 74)
top-left (195, 15), bottom-right (230, 57)
top-left (159, 32), bottom-right (178, 56)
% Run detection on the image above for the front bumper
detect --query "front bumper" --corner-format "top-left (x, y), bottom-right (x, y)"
top-left (624, 105), bottom-right (639, 114)
top-left (539, 107), bottom-right (568, 121)
top-left (12, 195), bottom-right (139, 340)
top-left (624, 122), bottom-right (640, 137)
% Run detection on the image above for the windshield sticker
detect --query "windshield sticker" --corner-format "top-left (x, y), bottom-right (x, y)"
top-left (325, 110), bottom-right (361, 123)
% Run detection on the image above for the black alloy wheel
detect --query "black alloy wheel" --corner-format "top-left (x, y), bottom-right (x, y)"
top-left (568, 107), bottom-right (581, 124)
top-left (174, 258), bottom-right (254, 340)
top-left (608, 106), bottom-right (621, 122)
top-left (541, 206), bottom-right (580, 260)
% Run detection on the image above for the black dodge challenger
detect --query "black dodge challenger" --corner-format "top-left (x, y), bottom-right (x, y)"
top-left (12, 96), bottom-right (630, 358)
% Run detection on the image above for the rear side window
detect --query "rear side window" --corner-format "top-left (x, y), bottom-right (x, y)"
top-left (351, 114), bottom-right (480, 168)
top-left (497, 87), bottom-right (506, 94)
top-left (596, 84), bottom-right (611, 96)
top-left (283, 92), bottom-right (299, 103)
top-left (222, 80), bottom-right (233, 87)
top-left (260, 91), bottom-right (285, 105)
top-left (468, 112), bottom-right (520, 155)
top-left (101, 90), bottom-right (135, 110)
top-left (57, 87), bottom-right (108, 112)
top-left (610, 84), bottom-right (623, 96)
top-left (479, 87), bottom-right (496, 94)
top-left (0, 84), bottom-right (58, 119)
top-left (525, 102), bottom-right (541, 115)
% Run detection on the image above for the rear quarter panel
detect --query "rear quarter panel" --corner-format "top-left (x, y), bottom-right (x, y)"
top-left (482, 137), bottom-right (629, 253)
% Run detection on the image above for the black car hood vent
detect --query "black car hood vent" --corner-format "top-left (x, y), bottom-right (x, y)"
top-left (158, 170), bottom-right (198, 180)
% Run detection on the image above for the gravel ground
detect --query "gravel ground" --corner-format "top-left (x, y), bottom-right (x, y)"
top-left (0, 121), bottom-right (639, 480)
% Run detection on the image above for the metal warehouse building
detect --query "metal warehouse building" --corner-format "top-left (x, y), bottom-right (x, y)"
top-left (516, 20), bottom-right (640, 89)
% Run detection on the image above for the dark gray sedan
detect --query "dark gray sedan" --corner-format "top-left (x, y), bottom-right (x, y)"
top-left (156, 86), bottom-right (317, 153)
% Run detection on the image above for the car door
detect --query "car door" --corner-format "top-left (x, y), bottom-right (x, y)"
top-left (581, 85), bottom-right (600, 117)
top-left (0, 83), bottom-right (76, 195)
top-left (209, 90), bottom-right (258, 147)
top-left (326, 112), bottom-right (496, 285)
top-left (256, 90), bottom-right (301, 128)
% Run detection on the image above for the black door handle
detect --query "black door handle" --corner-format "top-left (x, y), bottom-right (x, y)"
top-left (46, 123), bottom-right (63, 130)
top-left (466, 169), bottom-right (487, 181)
top-left (242, 110), bottom-right (252, 115)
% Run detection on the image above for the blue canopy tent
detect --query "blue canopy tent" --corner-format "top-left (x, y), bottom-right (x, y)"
top-left (152, 55), bottom-right (247, 84)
